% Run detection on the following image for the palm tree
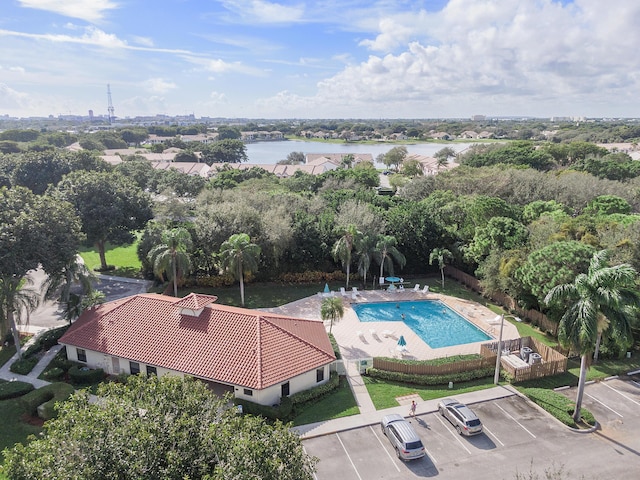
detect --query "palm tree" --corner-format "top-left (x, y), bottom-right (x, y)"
top-left (148, 227), bottom-right (193, 297)
top-left (429, 248), bottom-right (453, 288)
top-left (42, 256), bottom-right (95, 323)
top-left (356, 233), bottom-right (377, 289)
top-left (545, 250), bottom-right (639, 423)
top-left (332, 225), bottom-right (361, 289)
top-left (320, 296), bottom-right (344, 335)
top-left (0, 277), bottom-right (39, 360)
top-left (374, 235), bottom-right (406, 280)
top-left (219, 233), bottom-right (261, 307)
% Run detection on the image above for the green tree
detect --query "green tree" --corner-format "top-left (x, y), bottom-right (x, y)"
top-left (374, 235), bottom-right (406, 280)
top-left (216, 125), bottom-right (242, 140)
top-left (0, 187), bottom-right (83, 357)
top-left (429, 248), bottom-right (453, 288)
top-left (201, 139), bottom-right (248, 165)
top-left (219, 233), bottom-right (261, 306)
top-left (382, 146), bottom-right (408, 172)
top-left (544, 250), bottom-right (639, 422)
top-left (148, 228), bottom-right (193, 297)
top-left (320, 296), bottom-right (344, 334)
top-left (434, 147), bottom-right (456, 170)
top-left (51, 171), bottom-right (153, 271)
top-left (332, 225), bottom-right (361, 289)
top-left (401, 158), bottom-right (424, 177)
top-left (3, 375), bottom-right (316, 479)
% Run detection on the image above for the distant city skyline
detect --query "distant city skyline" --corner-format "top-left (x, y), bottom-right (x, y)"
top-left (1, 1), bottom-right (639, 120)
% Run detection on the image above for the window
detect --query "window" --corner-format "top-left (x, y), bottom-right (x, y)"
top-left (316, 368), bottom-right (324, 383)
top-left (76, 348), bottom-right (87, 362)
top-left (146, 365), bottom-right (157, 376)
top-left (129, 361), bottom-right (140, 374)
top-left (281, 381), bottom-right (290, 397)
top-left (243, 388), bottom-right (253, 396)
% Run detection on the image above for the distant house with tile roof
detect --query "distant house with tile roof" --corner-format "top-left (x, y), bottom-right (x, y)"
top-left (59, 293), bottom-right (335, 406)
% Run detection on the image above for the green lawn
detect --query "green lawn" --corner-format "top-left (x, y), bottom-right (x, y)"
top-left (363, 375), bottom-right (496, 410)
top-left (78, 237), bottom-right (142, 278)
top-left (291, 376), bottom-right (359, 426)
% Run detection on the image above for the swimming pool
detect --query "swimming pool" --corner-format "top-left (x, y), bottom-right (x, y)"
top-left (352, 300), bottom-right (491, 349)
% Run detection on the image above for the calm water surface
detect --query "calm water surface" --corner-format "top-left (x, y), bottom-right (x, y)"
top-left (245, 140), bottom-right (480, 164)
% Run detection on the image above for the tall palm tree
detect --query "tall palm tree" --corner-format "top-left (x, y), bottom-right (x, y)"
top-left (374, 235), bottom-right (406, 280)
top-left (356, 233), bottom-right (377, 289)
top-left (332, 225), bottom-right (361, 289)
top-left (545, 250), bottom-right (639, 423)
top-left (0, 277), bottom-right (39, 360)
top-left (148, 227), bottom-right (193, 297)
top-left (429, 248), bottom-right (453, 288)
top-left (219, 233), bottom-right (261, 307)
top-left (320, 296), bottom-right (344, 335)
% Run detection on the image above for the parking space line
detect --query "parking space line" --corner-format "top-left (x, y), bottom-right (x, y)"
top-left (336, 433), bottom-right (363, 480)
top-left (369, 426), bottom-right (402, 472)
top-left (585, 392), bottom-right (623, 417)
top-left (482, 425), bottom-right (505, 447)
top-left (495, 404), bottom-right (536, 438)
top-left (434, 412), bottom-right (472, 454)
top-left (602, 382), bottom-right (640, 407)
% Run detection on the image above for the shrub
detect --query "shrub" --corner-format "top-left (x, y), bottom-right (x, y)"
top-left (39, 326), bottom-right (70, 349)
top-left (48, 347), bottom-right (73, 372)
top-left (290, 371), bottom-right (340, 406)
top-left (22, 383), bottom-right (76, 419)
top-left (278, 271), bottom-right (346, 284)
top-left (68, 365), bottom-right (105, 385)
top-left (366, 367), bottom-right (494, 386)
top-left (42, 367), bottom-right (64, 381)
top-left (0, 380), bottom-right (35, 399)
top-left (234, 398), bottom-right (281, 420)
top-left (10, 356), bottom-right (39, 375)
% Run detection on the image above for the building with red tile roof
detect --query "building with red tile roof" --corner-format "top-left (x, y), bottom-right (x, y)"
top-left (59, 293), bottom-right (335, 405)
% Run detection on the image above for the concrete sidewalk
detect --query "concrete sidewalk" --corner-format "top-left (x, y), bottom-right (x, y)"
top-left (0, 336), bottom-right (61, 388)
top-left (293, 384), bottom-right (519, 439)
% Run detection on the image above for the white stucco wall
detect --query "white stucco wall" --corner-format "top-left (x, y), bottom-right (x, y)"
top-left (62, 345), bottom-right (331, 406)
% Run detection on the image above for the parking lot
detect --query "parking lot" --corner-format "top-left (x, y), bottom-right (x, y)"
top-left (303, 379), bottom-right (640, 479)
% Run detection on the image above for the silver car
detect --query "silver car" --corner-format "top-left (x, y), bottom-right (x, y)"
top-left (380, 414), bottom-right (425, 461)
top-left (438, 398), bottom-right (483, 436)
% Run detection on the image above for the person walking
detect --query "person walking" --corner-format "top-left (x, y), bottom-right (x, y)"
top-left (409, 400), bottom-right (417, 417)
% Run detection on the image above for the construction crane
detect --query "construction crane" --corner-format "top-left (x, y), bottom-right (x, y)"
top-left (107, 84), bottom-right (115, 124)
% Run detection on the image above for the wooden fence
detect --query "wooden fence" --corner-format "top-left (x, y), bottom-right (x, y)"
top-left (481, 336), bottom-right (567, 383)
top-left (444, 266), bottom-right (558, 336)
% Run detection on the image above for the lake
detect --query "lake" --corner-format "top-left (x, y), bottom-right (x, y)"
top-left (245, 140), bottom-right (480, 164)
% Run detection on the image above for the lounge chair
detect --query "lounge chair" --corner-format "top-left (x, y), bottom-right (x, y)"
top-left (340, 287), bottom-right (347, 297)
top-left (351, 291), bottom-right (358, 300)
top-left (421, 285), bottom-right (429, 294)
top-left (352, 286), bottom-right (360, 296)
top-left (412, 284), bottom-right (420, 292)
top-left (382, 330), bottom-right (396, 338)
top-left (357, 330), bottom-right (365, 341)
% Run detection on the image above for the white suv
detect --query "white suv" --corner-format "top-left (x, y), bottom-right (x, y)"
top-left (380, 414), bottom-right (425, 461)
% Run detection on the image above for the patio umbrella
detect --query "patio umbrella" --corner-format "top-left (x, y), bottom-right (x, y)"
top-left (324, 283), bottom-right (330, 293)
top-left (396, 335), bottom-right (407, 351)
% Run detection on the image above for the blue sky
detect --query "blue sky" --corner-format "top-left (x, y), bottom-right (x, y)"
top-left (1, 0), bottom-right (639, 119)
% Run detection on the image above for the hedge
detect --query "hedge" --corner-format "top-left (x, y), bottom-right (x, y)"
top-left (10, 356), bottom-right (39, 375)
top-left (22, 383), bottom-right (75, 419)
top-left (68, 365), bottom-right (105, 385)
top-left (0, 380), bottom-right (35, 400)
top-left (42, 367), bottom-right (64, 381)
top-left (328, 334), bottom-right (341, 360)
top-left (366, 367), bottom-right (494, 386)
top-left (234, 371), bottom-right (341, 421)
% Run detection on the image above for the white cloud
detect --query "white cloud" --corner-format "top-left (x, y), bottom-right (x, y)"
top-left (208, 91), bottom-right (228, 104)
top-left (220, 0), bottom-right (305, 24)
top-left (131, 36), bottom-right (154, 47)
top-left (142, 78), bottom-right (177, 94)
top-left (0, 83), bottom-right (30, 110)
top-left (19, 0), bottom-right (119, 23)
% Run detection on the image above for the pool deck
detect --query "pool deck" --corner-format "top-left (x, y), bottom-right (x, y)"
top-left (259, 288), bottom-right (520, 361)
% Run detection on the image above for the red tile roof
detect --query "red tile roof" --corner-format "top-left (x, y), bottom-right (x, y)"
top-left (59, 293), bottom-right (335, 390)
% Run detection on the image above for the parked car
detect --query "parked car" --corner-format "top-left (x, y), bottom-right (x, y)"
top-left (438, 398), bottom-right (483, 436)
top-left (380, 414), bottom-right (425, 461)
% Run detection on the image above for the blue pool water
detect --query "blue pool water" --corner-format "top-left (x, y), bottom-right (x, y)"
top-left (352, 300), bottom-right (491, 349)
